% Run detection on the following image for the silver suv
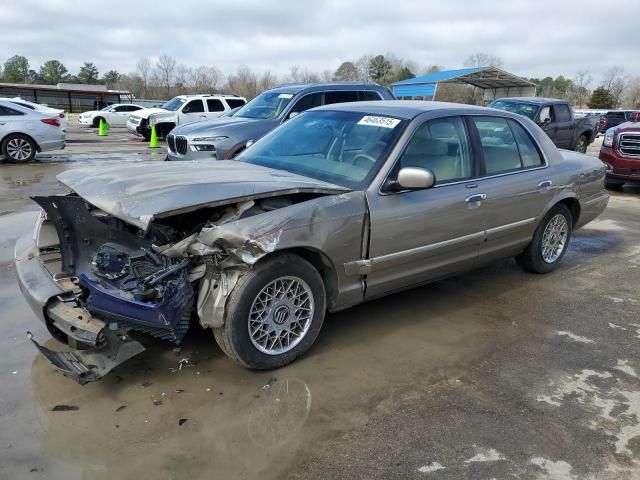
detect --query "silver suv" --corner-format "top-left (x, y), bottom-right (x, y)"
top-left (166, 82), bottom-right (394, 161)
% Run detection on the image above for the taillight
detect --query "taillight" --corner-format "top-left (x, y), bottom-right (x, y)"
top-left (41, 118), bottom-right (60, 127)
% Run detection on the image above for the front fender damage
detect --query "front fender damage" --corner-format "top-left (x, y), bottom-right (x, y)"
top-left (156, 200), bottom-right (288, 328)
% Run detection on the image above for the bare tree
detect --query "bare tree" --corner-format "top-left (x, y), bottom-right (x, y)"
top-left (226, 65), bottom-right (258, 99)
top-left (191, 66), bottom-right (222, 93)
top-left (624, 76), bottom-right (640, 108)
top-left (571, 70), bottom-right (592, 107)
top-left (258, 70), bottom-right (278, 92)
top-left (136, 57), bottom-right (151, 98)
top-left (354, 55), bottom-right (372, 82)
top-left (174, 64), bottom-right (192, 94)
top-left (155, 54), bottom-right (177, 98)
top-left (602, 66), bottom-right (626, 108)
top-left (286, 65), bottom-right (320, 83)
top-left (464, 52), bottom-right (504, 69)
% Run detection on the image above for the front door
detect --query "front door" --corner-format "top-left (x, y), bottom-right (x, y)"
top-left (180, 99), bottom-right (206, 124)
top-left (365, 116), bottom-right (485, 298)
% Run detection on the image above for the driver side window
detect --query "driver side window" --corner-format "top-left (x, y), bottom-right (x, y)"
top-left (398, 117), bottom-right (472, 184)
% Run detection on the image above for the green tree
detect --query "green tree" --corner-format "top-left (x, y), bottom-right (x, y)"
top-left (333, 61), bottom-right (358, 81)
top-left (3, 55), bottom-right (30, 83)
top-left (101, 70), bottom-right (120, 88)
top-left (368, 55), bottom-right (393, 84)
top-left (588, 87), bottom-right (615, 109)
top-left (77, 62), bottom-right (99, 84)
top-left (39, 60), bottom-right (68, 85)
top-left (394, 66), bottom-right (415, 82)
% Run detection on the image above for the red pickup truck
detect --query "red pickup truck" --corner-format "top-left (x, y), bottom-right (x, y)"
top-left (599, 112), bottom-right (640, 188)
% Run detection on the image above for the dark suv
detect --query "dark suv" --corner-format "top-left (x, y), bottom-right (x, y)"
top-left (166, 82), bottom-right (394, 161)
top-left (599, 110), bottom-right (640, 133)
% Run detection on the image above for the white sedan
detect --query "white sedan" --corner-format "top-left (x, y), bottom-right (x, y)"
top-left (78, 104), bottom-right (144, 128)
top-left (0, 99), bottom-right (65, 162)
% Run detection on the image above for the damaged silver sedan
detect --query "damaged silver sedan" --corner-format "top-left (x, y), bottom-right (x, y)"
top-left (15, 101), bottom-right (609, 383)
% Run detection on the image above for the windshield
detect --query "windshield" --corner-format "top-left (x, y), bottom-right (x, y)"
top-left (234, 91), bottom-right (295, 119)
top-left (161, 97), bottom-right (187, 111)
top-left (238, 110), bottom-right (407, 189)
top-left (489, 100), bottom-right (539, 120)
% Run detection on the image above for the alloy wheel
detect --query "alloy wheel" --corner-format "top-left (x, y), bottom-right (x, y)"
top-left (541, 214), bottom-right (569, 263)
top-left (6, 138), bottom-right (33, 161)
top-left (248, 276), bottom-right (314, 355)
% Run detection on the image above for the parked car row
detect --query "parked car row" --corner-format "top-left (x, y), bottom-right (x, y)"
top-left (16, 97), bottom-right (610, 382)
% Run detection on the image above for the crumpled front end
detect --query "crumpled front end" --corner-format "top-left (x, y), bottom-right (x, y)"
top-left (16, 190), bottom-right (327, 383)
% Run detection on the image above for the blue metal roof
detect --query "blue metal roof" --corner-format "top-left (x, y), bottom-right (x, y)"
top-left (392, 66), bottom-right (488, 98)
top-left (393, 66), bottom-right (488, 86)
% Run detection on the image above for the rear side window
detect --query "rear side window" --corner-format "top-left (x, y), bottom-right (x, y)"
top-left (0, 105), bottom-right (24, 116)
top-left (206, 99), bottom-right (225, 112)
top-left (607, 112), bottom-right (625, 119)
top-left (473, 117), bottom-right (522, 175)
top-left (226, 98), bottom-right (246, 109)
top-left (325, 91), bottom-right (359, 104)
top-left (508, 120), bottom-right (544, 168)
top-left (399, 116), bottom-right (472, 184)
top-left (183, 100), bottom-right (205, 113)
top-left (10, 101), bottom-right (35, 110)
top-left (126, 105), bottom-right (142, 111)
top-left (358, 91), bottom-right (382, 101)
top-left (553, 104), bottom-right (571, 122)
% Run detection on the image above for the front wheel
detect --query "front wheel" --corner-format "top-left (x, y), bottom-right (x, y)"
top-left (574, 135), bottom-right (588, 153)
top-left (213, 253), bottom-right (326, 369)
top-left (2, 134), bottom-right (37, 162)
top-left (516, 204), bottom-right (572, 274)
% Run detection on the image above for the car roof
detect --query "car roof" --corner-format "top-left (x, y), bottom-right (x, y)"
top-left (266, 82), bottom-right (387, 95)
top-left (493, 97), bottom-right (566, 105)
top-left (0, 98), bottom-right (40, 114)
top-left (176, 94), bottom-right (245, 99)
top-left (312, 100), bottom-right (492, 120)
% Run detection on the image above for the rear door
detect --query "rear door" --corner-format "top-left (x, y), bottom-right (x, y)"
top-left (0, 104), bottom-right (25, 138)
top-left (180, 99), bottom-right (206, 124)
top-left (552, 104), bottom-right (574, 148)
top-left (469, 115), bottom-right (554, 262)
top-left (205, 98), bottom-right (226, 118)
top-left (365, 115), bottom-right (484, 297)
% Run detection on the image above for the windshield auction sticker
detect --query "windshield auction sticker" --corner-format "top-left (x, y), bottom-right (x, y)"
top-left (357, 116), bottom-right (401, 129)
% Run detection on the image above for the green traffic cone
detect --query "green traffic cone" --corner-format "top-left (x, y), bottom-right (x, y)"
top-left (98, 118), bottom-right (108, 136)
top-left (149, 125), bottom-right (160, 148)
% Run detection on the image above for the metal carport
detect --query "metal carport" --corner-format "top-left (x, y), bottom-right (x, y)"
top-left (392, 66), bottom-right (537, 103)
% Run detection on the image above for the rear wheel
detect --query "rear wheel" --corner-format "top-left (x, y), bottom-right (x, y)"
top-left (2, 134), bottom-right (37, 162)
top-left (574, 135), bottom-right (588, 153)
top-left (92, 117), bottom-right (104, 128)
top-left (516, 204), bottom-right (572, 274)
top-left (213, 253), bottom-right (326, 369)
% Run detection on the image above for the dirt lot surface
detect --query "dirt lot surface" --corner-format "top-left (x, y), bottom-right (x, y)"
top-left (1, 126), bottom-right (639, 480)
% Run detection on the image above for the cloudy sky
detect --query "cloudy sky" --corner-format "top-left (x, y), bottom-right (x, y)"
top-left (1, 0), bottom-right (638, 82)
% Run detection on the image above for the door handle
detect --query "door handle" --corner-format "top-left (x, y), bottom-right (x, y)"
top-left (465, 193), bottom-right (487, 203)
top-left (538, 180), bottom-right (553, 189)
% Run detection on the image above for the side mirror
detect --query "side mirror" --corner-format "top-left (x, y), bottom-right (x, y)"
top-left (397, 167), bottom-right (435, 190)
top-left (288, 111), bottom-right (300, 120)
top-left (538, 117), bottom-right (551, 126)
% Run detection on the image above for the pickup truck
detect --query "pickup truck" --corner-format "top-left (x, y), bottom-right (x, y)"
top-left (599, 111), bottom-right (640, 188)
top-left (489, 97), bottom-right (598, 153)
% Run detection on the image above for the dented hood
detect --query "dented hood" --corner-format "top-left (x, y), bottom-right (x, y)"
top-left (56, 161), bottom-right (348, 231)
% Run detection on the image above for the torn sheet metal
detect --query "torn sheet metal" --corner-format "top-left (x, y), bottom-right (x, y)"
top-left (154, 201), bottom-right (287, 328)
top-left (27, 331), bottom-right (145, 385)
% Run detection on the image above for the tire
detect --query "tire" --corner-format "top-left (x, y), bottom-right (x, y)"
top-left (213, 253), bottom-right (326, 369)
top-left (1, 134), bottom-right (37, 162)
top-left (606, 180), bottom-right (625, 190)
top-left (574, 135), bottom-right (588, 153)
top-left (141, 131), bottom-right (151, 141)
top-left (516, 203), bottom-right (572, 274)
top-left (92, 117), bottom-right (104, 128)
